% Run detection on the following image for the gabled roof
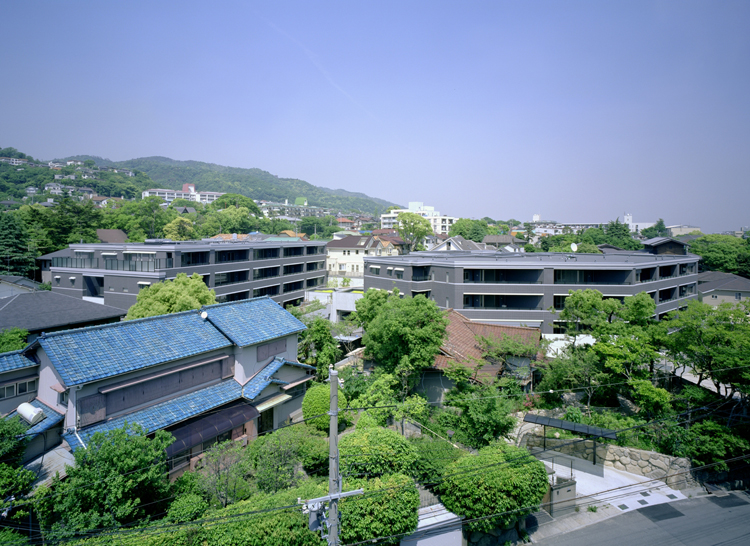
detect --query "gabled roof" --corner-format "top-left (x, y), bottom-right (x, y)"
top-left (38, 310), bottom-right (232, 387)
top-left (0, 350), bottom-right (36, 374)
top-left (482, 235), bottom-right (524, 245)
top-left (326, 235), bottom-right (381, 249)
top-left (433, 236), bottom-right (489, 251)
top-left (0, 292), bottom-right (126, 335)
top-left (36, 248), bottom-right (71, 260)
top-left (0, 275), bottom-right (41, 290)
top-left (434, 310), bottom-right (541, 383)
top-left (697, 271), bottom-right (750, 294)
top-left (202, 296), bottom-right (306, 347)
top-left (641, 237), bottom-right (688, 247)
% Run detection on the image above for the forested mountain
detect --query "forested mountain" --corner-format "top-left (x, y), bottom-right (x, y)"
top-left (62, 155), bottom-right (398, 214)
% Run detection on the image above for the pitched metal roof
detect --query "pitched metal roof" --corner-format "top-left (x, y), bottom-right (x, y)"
top-left (0, 292), bottom-right (126, 334)
top-left (697, 271), bottom-right (750, 294)
top-left (202, 296), bottom-right (306, 347)
top-left (0, 350), bottom-right (36, 373)
top-left (0, 275), bottom-right (41, 289)
top-left (523, 414), bottom-right (618, 440)
top-left (641, 237), bottom-right (688, 247)
top-left (39, 310), bottom-right (232, 387)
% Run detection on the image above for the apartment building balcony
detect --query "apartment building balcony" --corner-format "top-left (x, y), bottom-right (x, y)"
top-left (464, 269), bottom-right (543, 284)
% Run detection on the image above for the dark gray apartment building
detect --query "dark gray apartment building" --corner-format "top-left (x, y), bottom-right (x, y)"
top-left (364, 239), bottom-right (699, 334)
top-left (45, 238), bottom-right (328, 310)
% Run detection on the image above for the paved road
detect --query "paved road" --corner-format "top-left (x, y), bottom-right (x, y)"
top-left (533, 492), bottom-right (750, 546)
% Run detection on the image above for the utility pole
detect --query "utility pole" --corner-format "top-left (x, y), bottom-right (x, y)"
top-left (328, 368), bottom-right (341, 545)
top-left (302, 368), bottom-right (363, 545)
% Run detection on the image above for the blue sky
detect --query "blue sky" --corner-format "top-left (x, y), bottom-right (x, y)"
top-left (3, 1), bottom-right (749, 232)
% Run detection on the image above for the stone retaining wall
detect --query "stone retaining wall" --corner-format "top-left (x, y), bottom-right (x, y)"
top-left (523, 435), bottom-right (696, 490)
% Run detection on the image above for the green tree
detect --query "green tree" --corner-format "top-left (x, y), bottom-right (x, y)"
top-left (101, 197), bottom-right (176, 241)
top-left (162, 216), bottom-right (196, 241)
top-left (247, 423), bottom-right (328, 478)
top-left (0, 327), bottom-right (29, 352)
top-left (442, 380), bottom-right (518, 447)
top-left (35, 424), bottom-right (173, 540)
top-left (440, 442), bottom-right (548, 532)
top-left (0, 417), bottom-right (35, 502)
top-left (125, 273), bottom-right (216, 320)
top-left (210, 193), bottom-right (262, 216)
top-left (558, 289), bottom-right (622, 334)
top-left (196, 440), bottom-right (253, 507)
top-left (0, 213), bottom-right (36, 275)
top-left (449, 219), bottom-right (489, 243)
top-left (298, 317), bottom-right (341, 379)
top-left (339, 427), bottom-right (418, 478)
top-left (47, 195), bottom-right (102, 247)
top-left (628, 379), bottom-right (672, 420)
top-left (301, 382), bottom-right (348, 433)
top-left (684, 420), bottom-right (750, 472)
top-left (640, 218), bottom-right (667, 238)
top-left (353, 288), bottom-right (390, 330)
top-left (363, 293), bottom-right (448, 398)
top-left (690, 234), bottom-right (749, 276)
top-left (665, 300), bottom-right (750, 399)
top-left (396, 212), bottom-right (432, 252)
top-left (339, 474), bottom-right (419, 546)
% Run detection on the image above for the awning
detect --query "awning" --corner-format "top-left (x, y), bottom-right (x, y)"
top-left (523, 414), bottom-right (617, 440)
top-left (101, 252), bottom-right (117, 256)
top-left (122, 250), bottom-right (156, 254)
top-left (281, 376), bottom-right (314, 391)
top-left (255, 393), bottom-right (292, 413)
top-left (166, 402), bottom-right (259, 458)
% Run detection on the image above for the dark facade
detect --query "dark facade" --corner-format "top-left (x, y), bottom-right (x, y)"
top-left (46, 239), bottom-right (328, 310)
top-left (364, 250), bottom-right (700, 334)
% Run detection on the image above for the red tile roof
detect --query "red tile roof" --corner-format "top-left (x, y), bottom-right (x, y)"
top-left (434, 310), bottom-right (541, 383)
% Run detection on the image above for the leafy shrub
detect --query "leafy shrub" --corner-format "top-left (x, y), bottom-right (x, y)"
top-left (339, 427), bottom-right (418, 478)
top-left (167, 493), bottom-right (208, 523)
top-left (355, 411), bottom-right (380, 430)
top-left (443, 383), bottom-right (517, 448)
top-left (684, 420), bottom-right (750, 472)
top-left (0, 529), bottom-right (26, 546)
top-left (564, 406), bottom-right (583, 423)
top-left (339, 366), bottom-right (372, 402)
top-left (340, 474), bottom-right (419, 545)
top-left (352, 373), bottom-right (399, 426)
top-left (440, 442), bottom-right (548, 532)
top-left (409, 437), bottom-right (466, 485)
top-left (248, 424), bottom-right (328, 476)
top-left (302, 382), bottom-right (349, 433)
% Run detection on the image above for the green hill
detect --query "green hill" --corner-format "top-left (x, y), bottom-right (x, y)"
top-left (111, 156), bottom-right (397, 214)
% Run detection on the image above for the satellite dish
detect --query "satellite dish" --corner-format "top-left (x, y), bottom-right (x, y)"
top-left (200, 311), bottom-right (208, 320)
top-left (570, 243), bottom-right (578, 252)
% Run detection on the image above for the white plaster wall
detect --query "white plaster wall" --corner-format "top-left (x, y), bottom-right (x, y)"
top-left (36, 349), bottom-right (71, 426)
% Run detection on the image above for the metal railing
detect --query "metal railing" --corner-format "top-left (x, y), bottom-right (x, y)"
top-left (464, 279), bottom-right (543, 284)
top-left (52, 257), bottom-right (99, 269)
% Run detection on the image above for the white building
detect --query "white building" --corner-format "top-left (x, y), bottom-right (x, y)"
top-left (142, 183), bottom-right (224, 204)
top-left (624, 213), bottom-right (655, 235)
top-left (380, 202), bottom-right (456, 235)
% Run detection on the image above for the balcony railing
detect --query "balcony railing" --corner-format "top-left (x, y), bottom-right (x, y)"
top-left (411, 275), bottom-right (431, 282)
top-left (105, 259), bottom-right (173, 272)
top-left (52, 257), bottom-right (99, 269)
top-left (464, 279), bottom-right (543, 284)
top-left (553, 280), bottom-right (626, 285)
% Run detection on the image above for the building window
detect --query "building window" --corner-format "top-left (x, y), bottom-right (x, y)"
top-left (283, 280), bottom-right (304, 293)
top-left (395, 270), bottom-right (403, 279)
top-left (259, 408), bottom-right (274, 434)
top-left (306, 246), bottom-right (321, 255)
top-left (554, 295), bottom-right (568, 310)
top-left (216, 250), bottom-right (249, 263)
top-left (736, 293), bottom-right (743, 301)
top-left (306, 277), bottom-right (324, 288)
top-left (254, 248), bottom-right (280, 260)
top-left (283, 247), bottom-right (304, 258)
top-left (370, 266), bottom-right (381, 275)
top-left (339, 264), bottom-right (346, 271)
top-left (214, 270), bottom-right (249, 286)
top-left (283, 264), bottom-right (304, 275)
top-left (254, 266), bottom-right (279, 280)
top-left (253, 285), bottom-right (280, 297)
top-left (59, 391), bottom-right (69, 406)
top-left (181, 252), bottom-right (209, 267)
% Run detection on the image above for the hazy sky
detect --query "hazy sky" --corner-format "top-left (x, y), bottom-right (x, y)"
top-left (3, 1), bottom-right (748, 232)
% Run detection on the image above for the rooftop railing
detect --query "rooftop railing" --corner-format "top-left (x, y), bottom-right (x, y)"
top-left (105, 259), bottom-right (173, 271)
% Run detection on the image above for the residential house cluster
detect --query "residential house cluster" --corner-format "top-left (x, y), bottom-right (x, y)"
top-left (326, 234), bottom-right (405, 277)
top-left (142, 183), bottom-right (225, 205)
top-left (1, 297), bottom-right (315, 484)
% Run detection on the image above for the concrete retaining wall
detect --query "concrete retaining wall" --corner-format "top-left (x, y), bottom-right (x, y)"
top-left (523, 436), bottom-right (696, 490)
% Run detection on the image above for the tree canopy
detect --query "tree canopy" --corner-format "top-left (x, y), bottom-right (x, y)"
top-left (689, 234), bottom-right (750, 278)
top-left (396, 212), bottom-right (432, 251)
top-left (125, 273), bottom-right (216, 320)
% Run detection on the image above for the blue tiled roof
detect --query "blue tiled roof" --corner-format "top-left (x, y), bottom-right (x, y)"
top-left (64, 380), bottom-right (243, 451)
top-left (202, 297), bottom-right (306, 347)
top-left (0, 350), bottom-right (36, 373)
top-left (39, 310), bottom-right (233, 387)
top-left (242, 357), bottom-right (286, 400)
top-left (5, 399), bottom-right (64, 440)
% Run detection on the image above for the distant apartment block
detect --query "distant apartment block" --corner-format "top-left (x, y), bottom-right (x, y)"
top-left (42, 238), bottom-right (328, 310)
top-left (142, 183), bottom-right (225, 204)
top-left (364, 238), bottom-right (699, 334)
top-left (529, 213), bottom-right (655, 237)
top-left (380, 202), bottom-right (457, 235)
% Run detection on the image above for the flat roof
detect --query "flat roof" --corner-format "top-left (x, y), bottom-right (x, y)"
top-left (64, 239), bottom-right (326, 252)
top-left (364, 250), bottom-right (699, 268)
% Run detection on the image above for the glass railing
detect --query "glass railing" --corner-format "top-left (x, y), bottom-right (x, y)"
top-left (465, 279), bottom-right (543, 284)
top-left (104, 259), bottom-right (173, 271)
top-left (411, 275), bottom-right (431, 281)
top-left (52, 257), bottom-right (99, 268)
